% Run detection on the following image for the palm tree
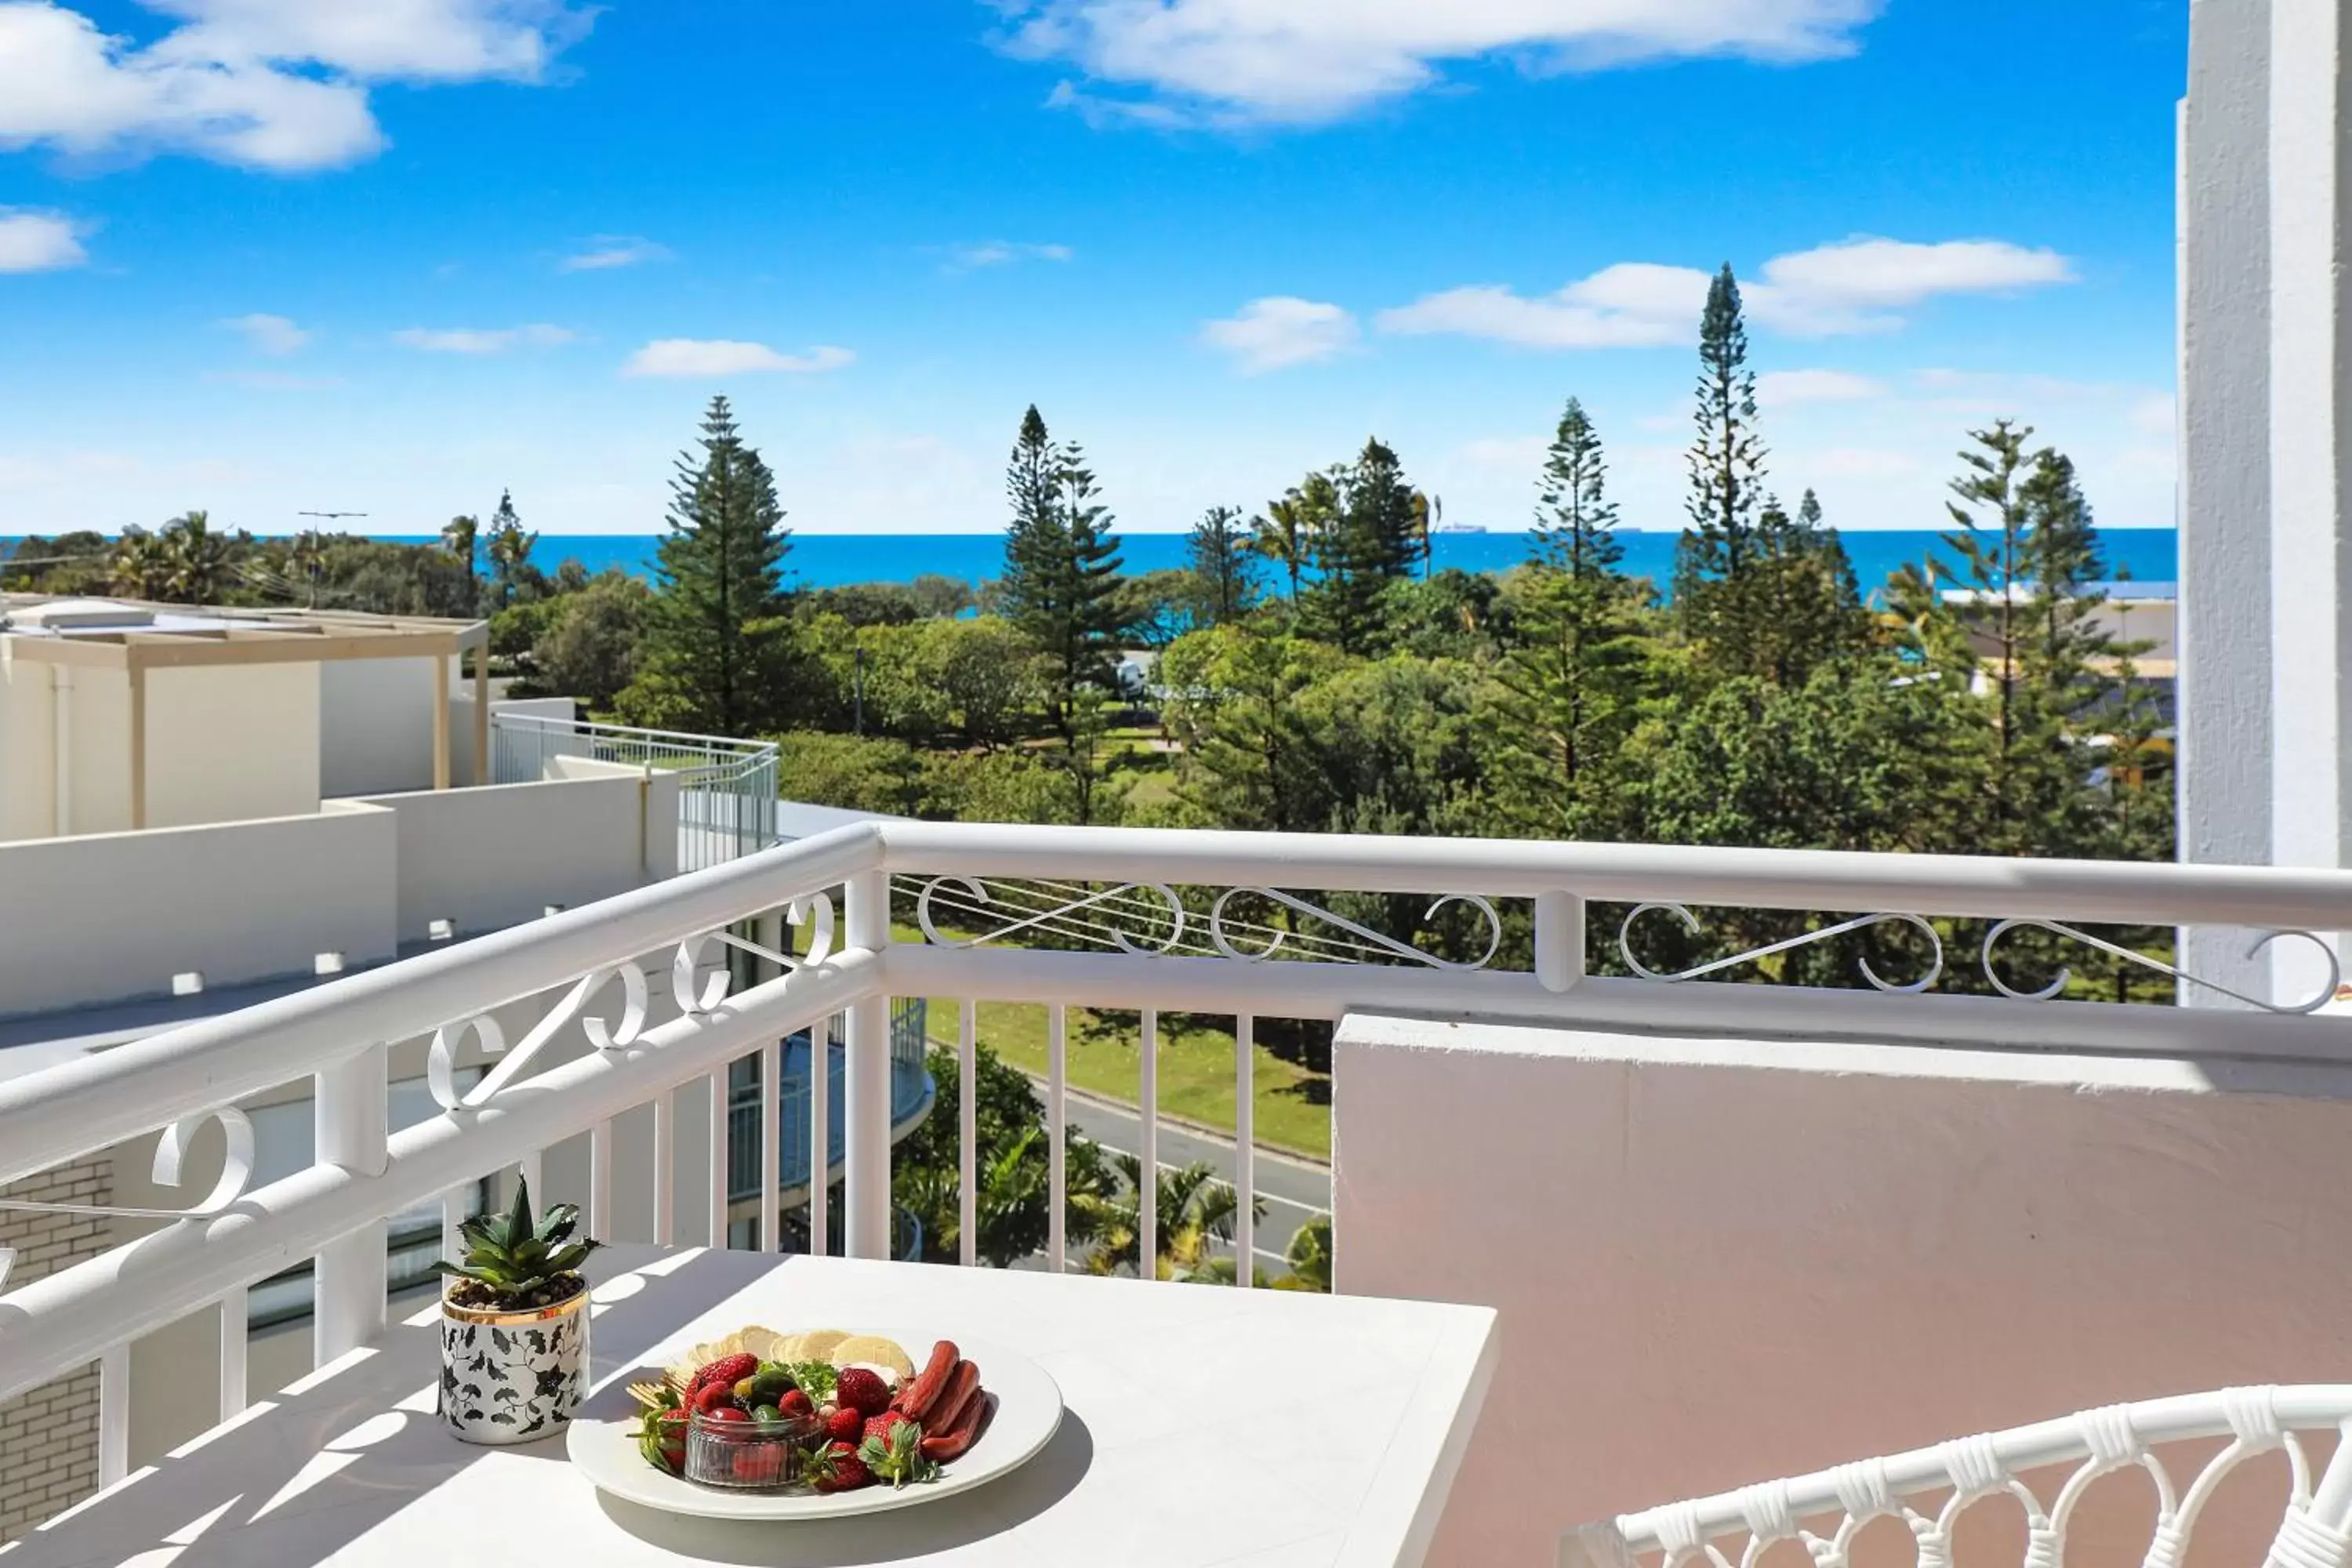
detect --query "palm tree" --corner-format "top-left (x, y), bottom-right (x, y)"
top-left (441, 514), bottom-right (479, 607)
top-left (898, 1127), bottom-right (1061, 1269)
top-left (1255, 497), bottom-right (1305, 605)
top-left (110, 528), bottom-right (175, 600)
top-left (162, 511), bottom-right (234, 604)
top-left (1077, 1154), bottom-right (1263, 1283)
top-left (289, 530), bottom-right (328, 608)
top-left (1273, 1212), bottom-right (1331, 1292)
top-left (483, 492), bottom-right (536, 609)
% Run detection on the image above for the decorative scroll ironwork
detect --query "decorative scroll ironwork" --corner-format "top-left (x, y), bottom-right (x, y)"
top-left (710, 894), bottom-right (837, 975)
top-left (426, 907), bottom-right (818, 1114)
top-left (1981, 918), bottom-right (2339, 1013)
top-left (915, 876), bottom-right (1189, 955)
top-left (1207, 887), bottom-right (1503, 971)
top-left (1617, 904), bottom-right (1946, 993)
top-left (0, 1106), bottom-right (257, 1230)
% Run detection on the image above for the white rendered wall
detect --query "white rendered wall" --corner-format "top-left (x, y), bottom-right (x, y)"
top-left (2179, 0), bottom-right (2275, 1003)
top-left (145, 663), bottom-right (322, 830)
top-left (60, 667), bottom-right (130, 837)
top-left (0, 804), bottom-right (400, 1017)
top-left (0, 650), bottom-right (54, 843)
top-left (320, 659), bottom-right (441, 798)
top-left (354, 765), bottom-right (677, 945)
top-left (1334, 1013), bottom-right (2352, 1568)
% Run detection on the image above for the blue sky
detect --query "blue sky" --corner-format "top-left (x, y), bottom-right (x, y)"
top-left (0, 1), bottom-right (2187, 538)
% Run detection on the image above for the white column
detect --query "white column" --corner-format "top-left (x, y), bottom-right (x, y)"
top-left (2179, 0), bottom-right (2274, 1003)
top-left (842, 872), bottom-right (892, 1259)
top-left (2267, 0), bottom-right (2352, 1007)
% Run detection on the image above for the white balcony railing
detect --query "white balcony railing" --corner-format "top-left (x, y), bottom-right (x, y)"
top-left (2, 819), bottom-right (2350, 1519)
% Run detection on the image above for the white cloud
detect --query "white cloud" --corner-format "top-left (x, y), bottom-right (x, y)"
top-left (620, 339), bottom-right (856, 378)
top-left (0, 208), bottom-right (86, 271)
top-left (220, 310), bottom-right (310, 354)
top-left (0, 1), bottom-right (588, 172)
top-left (1756, 368), bottom-right (1886, 407)
top-left (559, 235), bottom-right (670, 272)
top-left (1378, 237), bottom-right (2073, 350)
top-left (1377, 263), bottom-right (1705, 348)
top-left (1200, 296), bottom-right (1359, 372)
top-left (944, 240), bottom-right (1074, 270)
top-left (1748, 238), bottom-right (2074, 334)
top-left (1000, 0), bottom-right (1882, 125)
top-left (394, 323), bottom-right (576, 354)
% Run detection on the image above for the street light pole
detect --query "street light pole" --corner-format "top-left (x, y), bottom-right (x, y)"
top-left (294, 510), bottom-right (367, 609)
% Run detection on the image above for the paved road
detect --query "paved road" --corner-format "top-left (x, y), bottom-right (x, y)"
top-left (1027, 1078), bottom-right (1332, 1279)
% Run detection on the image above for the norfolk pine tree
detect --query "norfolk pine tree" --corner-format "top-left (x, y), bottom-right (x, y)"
top-left (1491, 397), bottom-right (1653, 838)
top-left (996, 406), bottom-right (1127, 748)
top-left (619, 395), bottom-right (793, 735)
top-left (1675, 264), bottom-right (1769, 666)
top-left (1185, 504), bottom-right (1259, 626)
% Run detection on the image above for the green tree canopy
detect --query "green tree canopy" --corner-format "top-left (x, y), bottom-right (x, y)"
top-left (618, 395), bottom-right (797, 735)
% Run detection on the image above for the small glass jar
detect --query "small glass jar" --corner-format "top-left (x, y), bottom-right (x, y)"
top-left (684, 1407), bottom-right (824, 1490)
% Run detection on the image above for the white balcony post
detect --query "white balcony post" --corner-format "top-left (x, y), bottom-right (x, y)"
top-left (2264, 0), bottom-right (2352, 1007)
top-left (843, 871), bottom-right (892, 1259)
top-left (314, 1043), bottom-right (388, 1364)
top-left (2178, 0), bottom-right (2274, 1005)
top-left (1535, 891), bottom-right (1586, 993)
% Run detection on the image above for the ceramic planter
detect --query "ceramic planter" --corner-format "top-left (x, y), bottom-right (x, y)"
top-left (439, 1283), bottom-right (590, 1444)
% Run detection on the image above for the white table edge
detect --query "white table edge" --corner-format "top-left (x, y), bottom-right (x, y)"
top-left (1339, 1301), bottom-right (1500, 1568)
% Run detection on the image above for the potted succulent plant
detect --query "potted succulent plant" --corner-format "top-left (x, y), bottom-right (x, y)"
top-left (434, 1177), bottom-right (601, 1445)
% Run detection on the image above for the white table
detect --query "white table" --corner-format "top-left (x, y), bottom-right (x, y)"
top-left (13, 1248), bottom-right (1495, 1567)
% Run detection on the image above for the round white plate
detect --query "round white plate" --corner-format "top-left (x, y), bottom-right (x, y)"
top-left (565, 1335), bottom-right (1063, 1521)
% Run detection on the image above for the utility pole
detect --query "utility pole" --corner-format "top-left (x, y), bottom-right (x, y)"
top-left (294, 510), bottom-right (367, 609)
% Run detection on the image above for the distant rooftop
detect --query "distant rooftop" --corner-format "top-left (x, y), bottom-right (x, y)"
top-left (0, 595), bottom-right (485, 669)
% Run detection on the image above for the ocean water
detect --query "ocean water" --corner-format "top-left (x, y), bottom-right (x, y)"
top-left (376, 528), bottom-right (2183, 600)
top-left (4, 528), bottom-right (2180, 601)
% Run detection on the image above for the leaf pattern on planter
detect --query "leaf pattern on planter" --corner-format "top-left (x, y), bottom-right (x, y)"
top-left (441, 1299), bottom-right (590, 1448)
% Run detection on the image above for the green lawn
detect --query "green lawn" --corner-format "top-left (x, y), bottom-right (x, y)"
top-left (894, 923), bottom-right (1331, 1160)
top-left (1099, 724), bottom-right (1179, 815)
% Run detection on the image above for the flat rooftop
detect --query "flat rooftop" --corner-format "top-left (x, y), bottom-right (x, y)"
top-left (0, 595), bottom-right (487, 669)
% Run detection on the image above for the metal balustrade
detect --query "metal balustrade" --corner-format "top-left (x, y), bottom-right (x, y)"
top-left (2, 819), bottom-right (2352, 1512)
top-left (489, 711), bottom-right (781, 873)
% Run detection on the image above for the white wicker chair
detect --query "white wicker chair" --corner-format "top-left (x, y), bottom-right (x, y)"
top-left (1566, 1387), bottom-right (2352, 1568)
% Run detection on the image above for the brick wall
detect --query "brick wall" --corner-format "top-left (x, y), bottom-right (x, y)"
top-left (0, 1158), bottom-right (110, 1544)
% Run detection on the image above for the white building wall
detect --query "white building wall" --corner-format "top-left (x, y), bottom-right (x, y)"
top-left (0, 804), bottom-right (401, 1018)
top-left (145, 662), bottom-right (322, 830)
top-left (0, 651), bottom-right (55, 843)
top-left (61, 667), bottom-right (130, 838)
top-left (354, 767), bottom-right (678, 944)
top-left (319, 659), bottom-right (441, 798)
top-left (2180, 0), bottom-right (2274, 1002)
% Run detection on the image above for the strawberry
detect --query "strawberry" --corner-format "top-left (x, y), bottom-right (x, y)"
top-left (689, 1353), bottom-right (760, 1397)
top-left (823, 1405), bottom-right (865, 1445)
top-left (804, 1439), bottom-right (872, 1494)
top-left (636, 1406), bottom-right (689, 1475)
top-left (779, 1389), bottom-right (815, 1417)
top-left (691, 1380), bottom-right (739, 1415)
top-left (702, 1405), bottom-right (750, 1424)
top-left (860, 1417), bottom-right (938, 1490)
top-left (836, 1367), bottom-right (891, 1417)
top-left (863, 1410), bottom-right (916, 1447)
